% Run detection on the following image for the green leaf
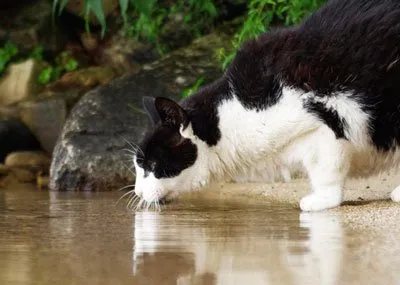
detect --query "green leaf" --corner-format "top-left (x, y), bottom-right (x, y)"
top-left (64, 59), bottom-right (78, 71)
top-left (30, 45), bottom-right (44, 60)
top-left (222, 53), bottom-right (236, 70)
top-left (57, 0), bottom-right (70, 15)
top-left (84, 0), bottom-right (106, 38)
top-left (181, 75), bottom-right (205, 98)
top-left (0, 42), bottom-right (18, 75)
top-left (38, 67), bottom-right (53, 84)
top-left (52, 66), bottom-right (63, 81)
top-left (119, 0), bottom-right (129, 27)
top-left (131, 0), bottom-right (157, 17)
top-left (52, 0), bottom-right (70, 24)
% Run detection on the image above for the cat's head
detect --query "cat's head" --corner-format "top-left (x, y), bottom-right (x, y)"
top-left (133, 96), bottom-right (209, 204)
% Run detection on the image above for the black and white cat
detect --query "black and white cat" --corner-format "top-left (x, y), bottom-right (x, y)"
top-left (133, 0), bottom-right (400, 211)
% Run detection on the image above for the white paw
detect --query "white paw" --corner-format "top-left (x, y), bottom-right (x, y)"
top-left (300, 194), bottom-right (342, 212)
top-left (391, 186), bottom-right (400, 202)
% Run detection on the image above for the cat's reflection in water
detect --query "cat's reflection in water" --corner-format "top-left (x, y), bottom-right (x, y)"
top-left (132, 207), bottom-right (343, 285)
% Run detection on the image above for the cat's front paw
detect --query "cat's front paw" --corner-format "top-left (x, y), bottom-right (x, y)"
top-left (391, 186), bottom-right (400, 202)
top-left (300, 194), bottom-right (342, 212)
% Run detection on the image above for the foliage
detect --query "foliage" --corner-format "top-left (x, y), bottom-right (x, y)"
top-left (181, 75), bottom-right (205, 98)
top-left (29, 45), bottom-right (44, 61)
top-left (218, 0), bottom-right (326, 70)
top-left (38, 66), bottom-right (62, 85)
top-left (126, 0), bottom-right (217, 54)
top-left (38, 51), bottom-right (79, 85)
top-left (126, 6), bottom-right (167, 53)
top-left (52, 0), bottom-right (218, 53)
top-left (0, 42), bottom-right (18, 75)
top-left (52, 0), bottom-right (158, 38)
top-left (174, 0), bottom-right (217, 37)
top-left (0, 39), bottom-right (79, 85)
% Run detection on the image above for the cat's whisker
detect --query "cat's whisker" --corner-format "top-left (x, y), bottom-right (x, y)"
top-left (122, 161), bottom-right (136, 177)
top-left (115, 189), bottom-right (135, 206)
top-left (122, 137), bottom-right (144, 156)
top-left (136, 198), bottom-right (145, 211)
top-left (128, 195), bottom-right (140, 210)
top-left (123, 148), bottom-right (137, 155)
top-left (116, 184), bottom-right (136, 192)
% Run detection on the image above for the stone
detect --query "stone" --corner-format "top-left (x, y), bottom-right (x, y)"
top-left (0, 118), bottom-right (41, 163)
top-left (48, 66), bottom-right (120, 93)
top-left (0, 59), bottom-right (46, 106)
top-left (5, 151), bottom-right (51, 173)
top-left (10, 168), bottom-right (36, 183)
top-left (97, 30), bottom-right (158, 73)
top-left (0, 0), bottom-right (67, 55)
top-left (49, 27), bottom-right (231, 192)
top-left (19, 97), bottom-right (67, 154)
top-left (0, 164), bottom-right (10, 176)
top-left (143, 30), bottom-right (231, 92)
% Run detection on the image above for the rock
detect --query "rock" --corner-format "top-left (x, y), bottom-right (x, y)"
top-left (0, 118), bottom-right (41, 163)
top-left (5, 151), bottom-right (51, 173)
top-left (48, 66), bottom-right (120, 93)
top-left (0, 0), bottom-right (67, 55)
top-left (10, 168), bottom-right (36, 183)
top-left (18, 97), bottom-right (67, 154)
top-left (0, 164), bottom-right (10, 176)
top-left (97, 30), bottom-right (159, 73)
top-left (80, 32), bottom-right (99, 52)
top-left (37, 90), bottom-right (82, 114)
top-left (50, 28), bottom-right (231, 192)
top-left (160, 14), bottom-right (194, 51)
top-left (143, 30), bottom-right (231, 92)
top-left (0, 59), bottom-right (46, 106)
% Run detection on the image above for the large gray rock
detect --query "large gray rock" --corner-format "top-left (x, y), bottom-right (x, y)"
top-left (49, 30), bottom-right (230, 191)
top-left (49, 72), bottom-right (177, 191)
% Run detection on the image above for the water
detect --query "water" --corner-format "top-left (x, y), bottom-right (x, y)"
top-left (0, 185), bottom-right (399, 285)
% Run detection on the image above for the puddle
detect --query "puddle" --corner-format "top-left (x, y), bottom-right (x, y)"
top-left (0, 185), bottom-right (399, 285)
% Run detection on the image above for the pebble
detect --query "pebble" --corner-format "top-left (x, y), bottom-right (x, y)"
top-left (5, 151), bottom-right (51, 172)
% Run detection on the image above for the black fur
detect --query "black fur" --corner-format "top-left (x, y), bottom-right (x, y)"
top-left (304, 100), bottom-right (347, 139)
top-left (139, 0), bottom-right (400, 178)
top-left (137, 125), bottom-right (197, 178)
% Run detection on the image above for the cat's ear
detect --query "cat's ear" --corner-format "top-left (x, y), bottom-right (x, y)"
top-left (154, 97), bottom-right (187, 127)
top-left (142, 96), bottom-right (161, 125)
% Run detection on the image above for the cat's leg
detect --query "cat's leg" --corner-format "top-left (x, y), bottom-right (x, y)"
top-left (299, 129), bottom-right (352, 212)
top-left (391, 186), bottom-right (400, 202)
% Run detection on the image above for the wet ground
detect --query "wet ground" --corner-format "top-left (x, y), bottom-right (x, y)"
top-left (0, 181), bottom-right (399, 285)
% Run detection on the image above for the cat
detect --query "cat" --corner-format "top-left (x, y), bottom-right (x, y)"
top-left (133, 0), bottom-right (400, 211)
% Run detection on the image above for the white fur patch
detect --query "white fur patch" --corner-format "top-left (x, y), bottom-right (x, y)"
top-left (133, 155), bottom-right (209, 203)
top-left (391, 185), bottom-right (400, 202)
top-left (301, 92), bottom-right (371, 148)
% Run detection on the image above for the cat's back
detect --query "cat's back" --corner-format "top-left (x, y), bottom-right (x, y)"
top-left (279, 0), bottom-right (400, 92)
top-left (305, 0), bottom-right (400, 32)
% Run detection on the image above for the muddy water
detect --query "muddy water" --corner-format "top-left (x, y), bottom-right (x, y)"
top-left (0, 185), bottom-right (399, 285)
